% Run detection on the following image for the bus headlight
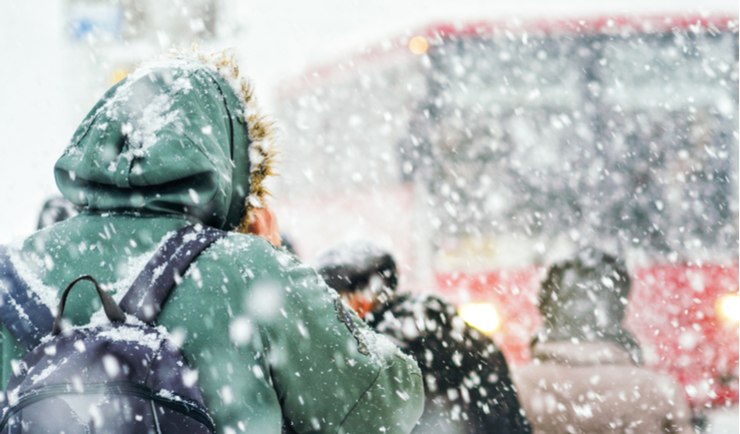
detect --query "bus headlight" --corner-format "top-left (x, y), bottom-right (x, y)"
top-left (716, 293), bottom-right (739, 324)
top-left (458, 302), bottom-right (500, 333)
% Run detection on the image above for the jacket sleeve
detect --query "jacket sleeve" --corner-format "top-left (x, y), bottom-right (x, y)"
top-left (254, 248), bottom-right (424, 434)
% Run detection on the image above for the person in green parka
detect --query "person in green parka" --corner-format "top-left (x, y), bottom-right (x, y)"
top-left (2, 48), bottom-right (424, 434)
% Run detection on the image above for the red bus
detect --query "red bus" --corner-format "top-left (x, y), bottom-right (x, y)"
top-left (272, 14), bottom-right (739, 418)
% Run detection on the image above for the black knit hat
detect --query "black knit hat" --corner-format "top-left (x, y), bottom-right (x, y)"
top-left (37, 196), bottom-right (79, 230)
top-left (313, 241), bottom-right (398, 294)
top-left (280, 233), bottom-right (298, 257)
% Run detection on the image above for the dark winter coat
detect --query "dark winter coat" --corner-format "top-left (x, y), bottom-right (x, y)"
top-left (514, 341), bottom-right (693, 434)
top-left (0, 52), bottom-right (424, 434)
top-left (535, 249), bottom-right (643, 365)
top-left (367, 292), bottom-right (531, 434)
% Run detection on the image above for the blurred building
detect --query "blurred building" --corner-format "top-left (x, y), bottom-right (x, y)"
top-left (63, 0), bottom-right (245, 115)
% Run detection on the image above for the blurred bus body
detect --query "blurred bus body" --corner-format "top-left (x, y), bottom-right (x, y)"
top-left (273, 15), bottom-right (739, 414)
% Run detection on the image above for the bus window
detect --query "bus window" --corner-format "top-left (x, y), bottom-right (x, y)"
top-left (596, 32), bottom-right (738, 260)
top-left (413, 30), bottom-right (738, 266)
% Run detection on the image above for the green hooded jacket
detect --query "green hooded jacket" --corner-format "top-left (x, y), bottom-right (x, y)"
top-left (0, 52), bottom-right (423, 434)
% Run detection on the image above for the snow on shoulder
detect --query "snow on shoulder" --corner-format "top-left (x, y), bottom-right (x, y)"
top-left (359, 326), bottom-right (417, 370)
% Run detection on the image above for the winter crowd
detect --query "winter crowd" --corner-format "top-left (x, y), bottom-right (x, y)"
top-left (0, 49), bottom-right (693, 434)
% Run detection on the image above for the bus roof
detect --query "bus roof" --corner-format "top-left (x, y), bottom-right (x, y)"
top-left (276, 14), bottom-right (738, 98)
top-left (426, 14), bottom-right (738, 39)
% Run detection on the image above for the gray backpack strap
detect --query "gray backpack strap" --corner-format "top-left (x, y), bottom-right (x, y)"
top-left (0, 247), bottom-right (55, 350)
top-left (120, 224), bottom-right (228, 324)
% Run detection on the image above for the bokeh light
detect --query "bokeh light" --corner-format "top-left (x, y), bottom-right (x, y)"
top-left (717, 293), bottom-right (740, 324)
top-left (409, 36), bottom-right (428, 54)
top-left (458, 302), bottom-right (500, 333)
top-left (109, 67), bottom-right (131, 85)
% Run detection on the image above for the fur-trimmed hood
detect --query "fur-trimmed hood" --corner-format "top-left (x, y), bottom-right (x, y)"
top-left (54, 48), bottom-right (278, 230)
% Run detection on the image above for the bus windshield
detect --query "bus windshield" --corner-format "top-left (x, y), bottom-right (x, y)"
top-left (419, 30), bottom-right (738, 265)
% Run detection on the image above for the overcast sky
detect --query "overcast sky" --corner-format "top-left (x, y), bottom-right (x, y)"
top-left (0, 0), bottom-right (736, 242)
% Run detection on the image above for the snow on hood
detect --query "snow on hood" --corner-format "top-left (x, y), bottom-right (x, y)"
top-left (54, 48), bottom-right (278, 230)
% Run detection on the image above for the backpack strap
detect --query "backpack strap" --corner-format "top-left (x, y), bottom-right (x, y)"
top-left (0, 247), bottom-right (55, 350)
top-left (120, 224), bottom-right (228, 324)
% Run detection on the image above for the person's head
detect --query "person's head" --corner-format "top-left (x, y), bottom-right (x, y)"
top-left (538, 248), bottom-right (631, 340)
top-left (37, 196), bottom-right (79, 230)
top-left (314, 241), bottom-right (398, 318)
top-left (54, 48), bottom-right (278, 235)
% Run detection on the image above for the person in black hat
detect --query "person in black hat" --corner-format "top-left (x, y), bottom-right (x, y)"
top-left (37, 196), bottom-right (79, 230)
top-left (314, 241), bottom-right (531, 434)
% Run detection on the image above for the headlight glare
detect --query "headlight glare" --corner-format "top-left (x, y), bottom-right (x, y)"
top-left (458, 302), bottom-right (500, 333)
top-left (717, 293), bottom-right (740, 324)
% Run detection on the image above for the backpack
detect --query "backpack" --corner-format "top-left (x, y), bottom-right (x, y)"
top-left (0, 224), bottom-right (227, 434)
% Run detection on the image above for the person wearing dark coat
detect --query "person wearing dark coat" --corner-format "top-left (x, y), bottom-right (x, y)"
top-left (315, 241), bottom-right (532, 434)
top-left (37, 196), bottom-right (79, 229)
top-left (513, 249), bottom-right (694, 434)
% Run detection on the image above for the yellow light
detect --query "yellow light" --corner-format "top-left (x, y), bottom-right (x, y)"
top-left (717, 293), bottom-right (740, 324)
top-left (458, 302), bottom-right (500, 333)
top-left (110, 67), bottom-right (131, 85)
top-left (409, 36), bottom-right (429, 55)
